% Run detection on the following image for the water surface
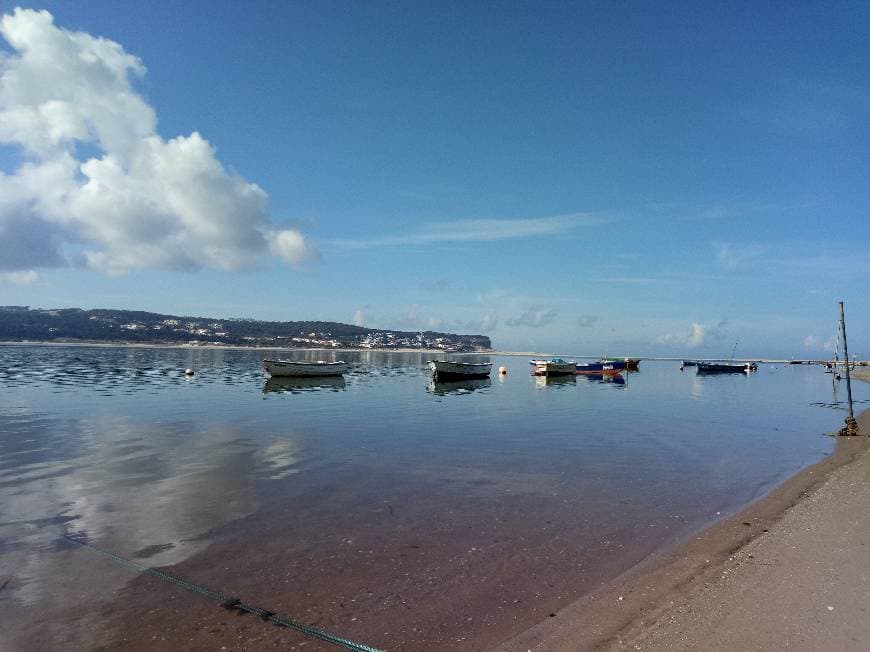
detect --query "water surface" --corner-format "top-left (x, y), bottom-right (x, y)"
top-left (0, 346), bottom-right (864, 649)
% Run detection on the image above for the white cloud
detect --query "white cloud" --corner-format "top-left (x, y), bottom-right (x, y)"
top-left (0, 8), bottom-right (315, 274)
top-left (657, 319), bottom-right (729, 349)
top-left (329, 213), bottom-right (601, 249)
top-left (505, 307), bottom-right (558, 328)
top-left (394, 303), bottom-right (445, 331)
top-left (0, 269), bottom-right (38, 284)
top-left (803, 334), bottom-right (837, 351)
top-left (464, 313), bottom-right (498, 333)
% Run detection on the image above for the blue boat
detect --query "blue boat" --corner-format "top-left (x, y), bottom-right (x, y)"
top-left (575, 359), bottom-right (625, 374)
top-left (696, 361), bottom-right (758, 374)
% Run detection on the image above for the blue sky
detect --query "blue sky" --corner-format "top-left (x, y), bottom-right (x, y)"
top-left (0, 1), bottom-right (868, 358)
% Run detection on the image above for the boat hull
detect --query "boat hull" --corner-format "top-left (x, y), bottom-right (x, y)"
top-left (428, 360), bottom-right (492, 380)
top-left (575, 359), bottom-right (625, 374)
top-left (263, 359), bottom-right (349, 377)
top-left (696, 361), bottom-right (757, 374)
top-left (530, 359), bottom-right (576, 376)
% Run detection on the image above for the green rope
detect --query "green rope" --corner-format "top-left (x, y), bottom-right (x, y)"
top-left (63, 535), bottom-right (383, 652)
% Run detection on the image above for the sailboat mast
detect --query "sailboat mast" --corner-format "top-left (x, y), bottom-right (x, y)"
top-left (839, 301), bottom-right (854, 420)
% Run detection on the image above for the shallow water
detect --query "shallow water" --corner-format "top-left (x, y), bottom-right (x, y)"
top-left (0, 346), bottom-right (865, 649)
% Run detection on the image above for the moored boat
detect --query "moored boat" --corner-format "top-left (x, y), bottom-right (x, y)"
top-left (574, 359), bottom-right (625, 374)
top-left (530, 358), bottom-right (576, 376)
top-left (428, 360), bottom-right (492, 381)
top-left (263, 359), bottom-right (350, 377)
top-left (624, 358), bottom-right (641, 370)
top-left (696, 361), bottom-right (757, 374)
top-left (681, 360), bottom-right (698, 367)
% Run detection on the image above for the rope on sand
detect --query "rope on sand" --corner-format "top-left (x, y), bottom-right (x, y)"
top-left (62, 534), bottom-right (383, 652)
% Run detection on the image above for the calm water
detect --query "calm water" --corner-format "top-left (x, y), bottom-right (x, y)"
top-left (0, 345), bottom-right (866, 650)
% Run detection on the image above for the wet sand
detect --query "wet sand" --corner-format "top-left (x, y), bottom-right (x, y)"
top-left (501, 409), bottom-right (870, 651)
top-left (852, 367), bottom-right (870, 383)
top-left (9, 416), bottom-right (866, 652)
top-left (29, 470), bottom-right (696, 651)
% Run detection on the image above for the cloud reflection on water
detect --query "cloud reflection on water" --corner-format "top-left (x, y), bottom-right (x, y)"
top-left (0, 407), bottom-right (302, 614)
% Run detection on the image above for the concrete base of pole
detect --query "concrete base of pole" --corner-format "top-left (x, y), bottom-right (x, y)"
top-left (838, 416), bottom-right (860, 436)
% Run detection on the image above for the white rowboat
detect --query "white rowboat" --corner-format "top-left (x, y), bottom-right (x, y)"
top-left (530, 358), bottom-right (576, 376)
top-left (428, 360), bottom-right (492, 380)
top-left (263, 359), bottom-right (350, 377)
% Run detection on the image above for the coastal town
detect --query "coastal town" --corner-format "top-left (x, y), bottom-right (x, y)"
top-left (0, 306), bottom-right (492, 352)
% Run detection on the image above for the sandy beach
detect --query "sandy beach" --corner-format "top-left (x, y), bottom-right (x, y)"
top-left (501, 408), bottom-right (870, 651)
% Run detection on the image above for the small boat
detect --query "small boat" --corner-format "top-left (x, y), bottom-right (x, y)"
top-left (681, 360), bottom-right (698, 367)
top-left (624, 358), bottom-right (641, 370)
top-left (530, 358), bottom-right (576, 376)
top-left (263, 359), bottom-right (350, 377)
top-left (574, 359), bottom-right (625, 374)
top-left (696, 361), bottom-right (758, 374)
top-left (428, 360), bottom-right (492, 381)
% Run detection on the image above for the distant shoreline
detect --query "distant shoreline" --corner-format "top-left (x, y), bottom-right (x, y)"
top-left (1, 340), bottom-right (865, 365)
top-left (0, 340), bottom-right (488, 355)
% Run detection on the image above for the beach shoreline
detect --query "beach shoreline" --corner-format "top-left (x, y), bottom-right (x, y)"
top-left (499, 408), bottom-right (870, 650)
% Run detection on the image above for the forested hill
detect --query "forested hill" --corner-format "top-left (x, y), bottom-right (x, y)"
top-left (0, 306), bottom-right (491, 352)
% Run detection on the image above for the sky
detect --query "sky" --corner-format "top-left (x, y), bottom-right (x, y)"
top-left (0, 1), bottom-right (868, 358)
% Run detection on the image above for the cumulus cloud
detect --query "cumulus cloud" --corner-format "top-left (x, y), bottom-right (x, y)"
top-left (462, 313), bottom-right (499, 333)
top-left (505, 307), bottom-right (558, 328)
top-left (803, 334), bottom-right (837, 351)
top-left (394, 303), bottom-right (445, 331)
top-left (0, 269), bottom-right (38, 284)
top-left (0, 8), bottom-right (315, 274)
top-left (657, 319), bottom-right (729, 348)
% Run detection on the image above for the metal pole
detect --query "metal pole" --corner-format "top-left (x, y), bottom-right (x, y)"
top-left (839, 302), bottom-right (856, 435)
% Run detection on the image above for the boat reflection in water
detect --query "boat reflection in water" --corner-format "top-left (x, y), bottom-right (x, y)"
top-left (427, 377), bottom-right (492, 395)
top-left (263, 375), bottom-right (347, 394)
top-left (534, 374), bottom-right (577, 388)
top-left (581, 372), bottom-right (626, 386)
